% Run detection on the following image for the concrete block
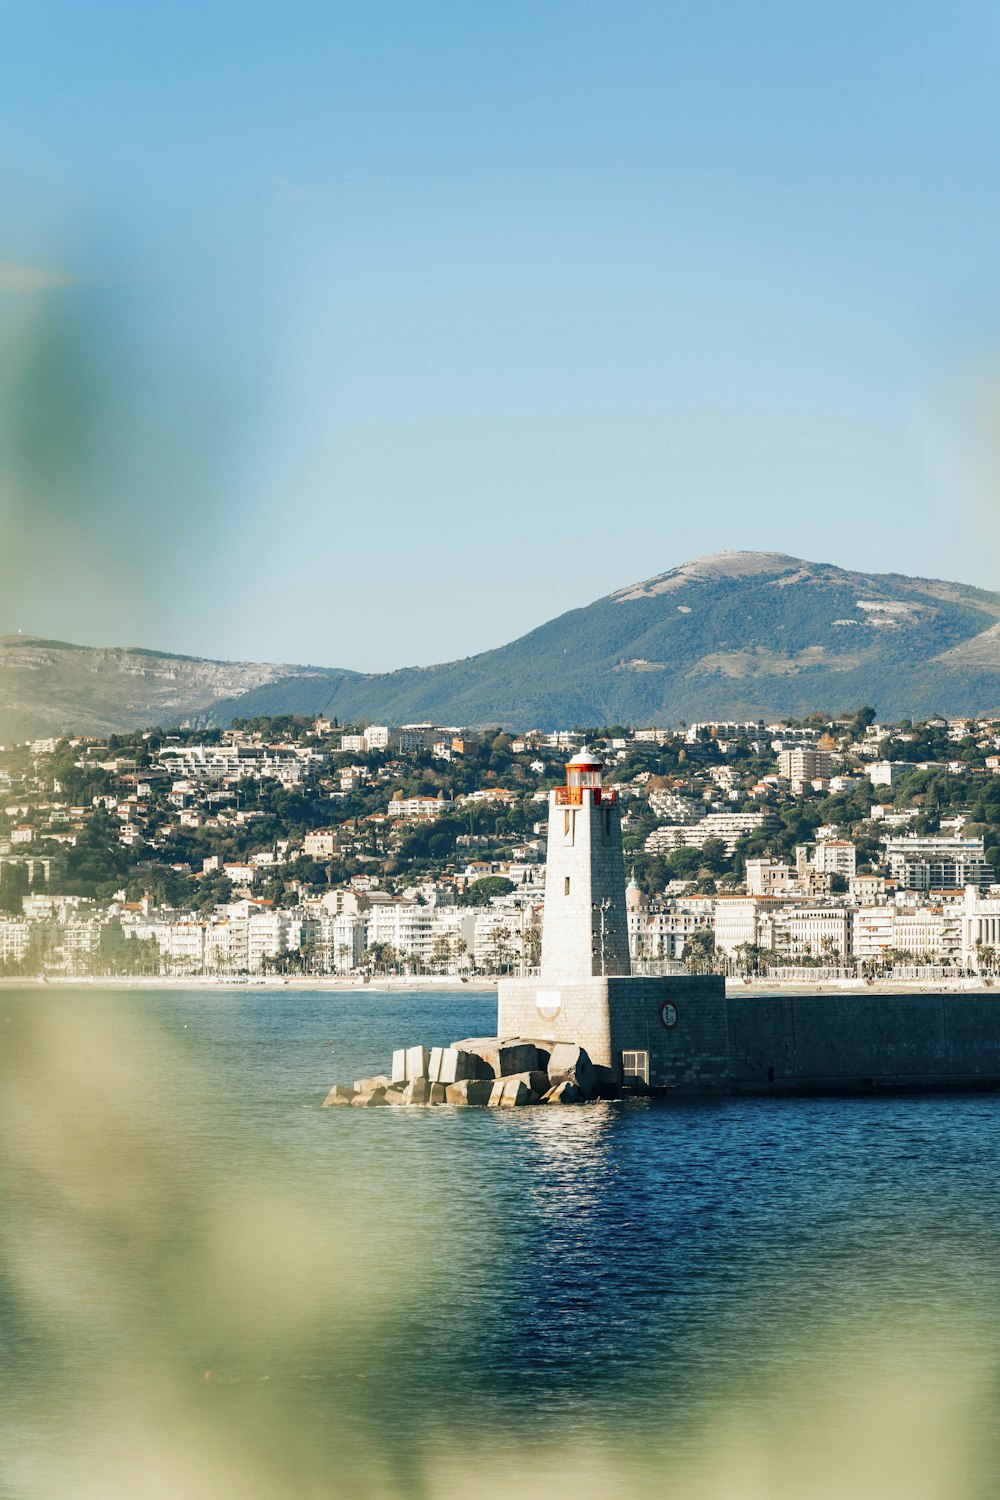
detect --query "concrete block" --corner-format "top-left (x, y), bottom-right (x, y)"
top-left (512, 1038), bottom-right (553, 1069)
top-left (427, 1047), bottom-right (445, 1083)
top-left (403, 1076), bottom-right (430, 1105)
top-left (500, 1069), bottom-right (550, 1102)
top-left (384, 1088), bottom-right (405, 1105)
top-left (450, 1037), bottom-right (500, 1078)
top-left (445, 1078), bottom-right (494, 1106)
top-left (429, 1082), bottom-right (448, 1104)
top-left (353, 1074), bottom-right (389, 1094)
top-left (439, 1047), bottom-right (484, 1085)
top-left (547, 1042), bottom-right (596, 1098)
top-left (499, 1078), bottom-right (532, 1107)
top-left (391, 1049), bottom-right (408, 1085)
top-left (542, 1079), bottom-right (583, 1104)
top-left (406, 1045), bottom-right (430, 1082)
top-left (322, 1083), bottom-right (357, 1107)
top-left (351, 1087), bottom-right (388, 1107)
top-left (497, 1041), bottom-right (544, 1076)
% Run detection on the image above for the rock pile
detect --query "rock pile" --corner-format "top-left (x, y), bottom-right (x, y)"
top-left (323, 1037), bottom-right (612, 1108)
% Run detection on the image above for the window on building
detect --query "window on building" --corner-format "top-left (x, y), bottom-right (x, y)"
top-left (622, 1050), bottom-right (649, 1085)
top-left (602, 808), bottom-right (611, 846)
top-left (564, 876), bottom-right (571, 896)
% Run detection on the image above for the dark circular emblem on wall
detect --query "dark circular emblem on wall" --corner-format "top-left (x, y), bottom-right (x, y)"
top-left (660, 1000), bottom-right (679, 1029)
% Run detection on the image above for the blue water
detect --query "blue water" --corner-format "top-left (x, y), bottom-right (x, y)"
top-left (4, 986), bottom-right (1000, 1497)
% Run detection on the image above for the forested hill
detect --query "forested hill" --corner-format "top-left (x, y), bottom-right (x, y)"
top-left (204, 552), bottom-right (1000, 729)
top-left (6, 552), bottom-right (1000, 738)
top-left (0, 637), bottom-right (357, 742)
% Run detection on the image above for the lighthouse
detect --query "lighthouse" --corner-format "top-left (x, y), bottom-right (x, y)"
top-left (497, 745), bottom-right (729, 1090)
top-left (538, 748), bottom-right (631, 982)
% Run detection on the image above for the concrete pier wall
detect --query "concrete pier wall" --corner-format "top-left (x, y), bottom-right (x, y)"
top-left (728, 990), bottom-right (1000, 1094)
top-left (497, 974), bottom-right (729, 1089)
top-left (498, 975), bottom-right (1000, 1095)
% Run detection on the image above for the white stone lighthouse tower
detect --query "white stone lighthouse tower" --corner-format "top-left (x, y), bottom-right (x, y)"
top-left (539, 748), bottom-right (631, 983)
top-left (498, 747), bottom-right (728, 1089)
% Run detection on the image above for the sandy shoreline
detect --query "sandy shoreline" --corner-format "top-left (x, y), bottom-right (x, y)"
top-left (0, 975), bottom-right (500, 993)
top-left (1, 975), bottom-right (992, 996)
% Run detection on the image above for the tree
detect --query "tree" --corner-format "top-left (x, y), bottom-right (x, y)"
top-left (460, 876), bottom-right (515, 906)
top-left (430, 934), bottom-right (453, 974)
top-left (485, 923), bottom-right (515, 974)
top-left (698, 837), bottom-right (728, 877)
top-left (734, 942), bottom-right (768, 975)
top-left (0, 863), bottom-right (29, 914)
top-left (684, 929), bottom-right (716, 974)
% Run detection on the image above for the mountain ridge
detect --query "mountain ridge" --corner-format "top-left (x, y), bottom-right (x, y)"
top-left (4, 552), bottom-right (1000, 738)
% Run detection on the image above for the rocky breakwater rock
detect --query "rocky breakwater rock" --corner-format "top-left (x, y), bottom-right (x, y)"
top-left (351, 1087), bottom-right (389, 1107)
top-left (325, 1039), bottom-right (606, 1109)
top-left (322, 1083), bottom-right (357, 1107)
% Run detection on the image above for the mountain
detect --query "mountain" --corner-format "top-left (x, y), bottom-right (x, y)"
top-left (5, 553), bottom-right (1000, 739)
top-left (0, 636), bottom-right (356, 743)
top-left (203, 552), bottom-right (1000, 729)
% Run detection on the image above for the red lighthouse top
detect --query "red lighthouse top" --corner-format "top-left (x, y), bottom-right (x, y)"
top-left (566, 747), bottom-right (603, 787)
top-left (556, 747), bottom-right (616, 805)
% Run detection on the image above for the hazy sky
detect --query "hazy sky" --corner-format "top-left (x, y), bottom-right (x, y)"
top-left (2, 1), bottom-right (1000, 668)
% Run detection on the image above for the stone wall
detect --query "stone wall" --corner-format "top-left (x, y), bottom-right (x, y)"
top-left (728, 990), bottom-right (1000, 1093)
top-left (500, 976), bottom-right (1000, 1095)
top-left (497, 974), bottom-right (730, 1089)
top-left (607, 976), bottom-right (731, 1094)
top-left (498, 976), bottom-right (615, 1066)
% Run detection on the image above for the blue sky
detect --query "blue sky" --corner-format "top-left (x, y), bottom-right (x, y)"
top-left (1, 1), bottom-right (999, 667)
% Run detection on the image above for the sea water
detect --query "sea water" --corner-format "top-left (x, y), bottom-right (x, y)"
top-left (3, 985), bottom-right (1000, 1499)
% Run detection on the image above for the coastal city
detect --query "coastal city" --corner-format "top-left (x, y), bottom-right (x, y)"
top-left (4, 707), bottom-right (1000, 981)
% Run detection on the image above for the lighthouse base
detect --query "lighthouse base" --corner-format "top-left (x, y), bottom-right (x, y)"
top-left (497, 974), bottom-right (730, 1093)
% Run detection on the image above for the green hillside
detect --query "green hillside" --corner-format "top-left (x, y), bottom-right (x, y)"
top-left (5, 553), bottom-right (1000, 738)
top-left (203, 552), bottom-right (1000, 729)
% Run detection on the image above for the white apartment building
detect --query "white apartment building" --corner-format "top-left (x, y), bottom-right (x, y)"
top-left (883, 836), bottom-right (994, 892)
top-left (0, 918), bottom-right (31, 964)
top-left (768, 906), bottom-right (852, 959)
top-left (629, 905), bottom-right (713, 962)
top-left (853, 906), bottom-right (895, 960)
top-left (246, 912), bottom-right (309, 970)
top-left (811, 840), bottom-right (857, 878)
top-left (365, 900), bottom-right (436, 966)
top-left (867, 761), bottom-right (911, 786)
top-left (713, 895), bottom-right (799, 955)
top-left (329, 912), bottom-right (367, 971)
top-left (777, 748), bottom-right (832, 783)
top-left (427, 908), bottom-right (479, 970)
top-left (961, 887), bottom-right (1000, 968)
top-left (204, 917), bottom-right (249, 972)
top-left (473, 909), bottom-right (520, 970)
top-left (893, 906), bottom-right (962, 964)
top-left (128, 916), bottom-right (207, 970)
top-left (852, 903), bottom-right (962, 964)
top-left (390, 795), bottom-right (452, 820)
top-left (647, 789), bottom-right (702, 823)
top-left (646, 810), bottom-right (772, 858)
